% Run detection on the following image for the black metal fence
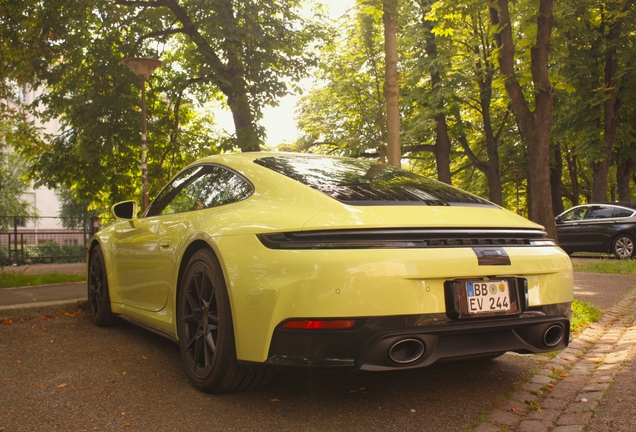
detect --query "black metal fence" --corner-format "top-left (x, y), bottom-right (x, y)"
top-left (0, 216), bottom-right (100, 265)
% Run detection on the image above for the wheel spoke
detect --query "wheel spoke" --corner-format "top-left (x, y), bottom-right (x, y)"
top-left (193, 331), bottom-right (204, 367)
top-left (202, 267), bottom-right (216, 306)
top-left (207, 312), bottom-right (219, 325)
top-left (205, 330), bottom-right (216, 356)
top-left (185, 288), bottom-right (199, 312)
top-left (179, 312), bottom-right (196, 323)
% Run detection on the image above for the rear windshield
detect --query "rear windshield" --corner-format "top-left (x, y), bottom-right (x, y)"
top-left (254, 155), bottom-right (492, 206)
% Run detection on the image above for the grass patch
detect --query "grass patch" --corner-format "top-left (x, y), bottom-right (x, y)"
top-left (572, 259), bottom-right (636, 274)
top-left (0, 269), bottom-right (85, 289)
top-left (571, 298), bottom-right (601, 334)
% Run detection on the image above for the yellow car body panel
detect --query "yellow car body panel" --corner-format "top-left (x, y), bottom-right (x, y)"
top-left (213, 234), bottom-right (572, 362)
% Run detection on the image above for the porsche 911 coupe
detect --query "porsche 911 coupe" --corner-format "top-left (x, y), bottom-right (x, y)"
top-left (87, 152), bottom-right (573, 393)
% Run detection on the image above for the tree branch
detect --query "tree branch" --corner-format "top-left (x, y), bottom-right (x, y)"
top-left (135, 28), bottom-right (186, 49)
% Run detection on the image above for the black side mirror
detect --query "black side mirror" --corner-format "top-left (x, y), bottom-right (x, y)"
top-left (110, 201), bottom-right (139, 227)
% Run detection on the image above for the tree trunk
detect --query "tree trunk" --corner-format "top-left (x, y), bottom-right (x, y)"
top-left (550, 143), bottom-right (564, 215)
top-left (434, 113), bottom-right (452, 184)
top-left (564, 150), bottom-right (580, 206)
top-left (490, 0), bottom-right (556, 238)
top-left (226, 84), bottom-right (260, 152)
top-left (591, 2), bottom-right (630, 202)
top-left (147, 0), bottom-right (262, 152)
top-left (479, 75), bottom-right (503, 204)
top-left (383, 0), bottom-right (401, 168)
top-left (617, 158), bottom-right (635, 201)
top-left (419, 0), bottom-right (451, 183)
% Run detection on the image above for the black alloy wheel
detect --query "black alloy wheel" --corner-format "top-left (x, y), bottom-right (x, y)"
top-left (177, 249), bottom-right (271, 393)
top-left (87, 246), bottom-right (117, 326)
top-left (613, 234), bottom-right (635, 259)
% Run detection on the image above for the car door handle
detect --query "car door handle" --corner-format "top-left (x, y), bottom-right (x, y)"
top-left (158, 240), bottom-right (170, 248)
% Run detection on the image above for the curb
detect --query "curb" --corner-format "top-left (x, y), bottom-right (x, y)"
top-left (472, 286), bottom-right (636, 432)
top-left (0, 298), bottom-right (89, 320)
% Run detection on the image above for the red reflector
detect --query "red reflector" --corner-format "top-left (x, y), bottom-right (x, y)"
top-left (282, 320), bottom-right (356, 330)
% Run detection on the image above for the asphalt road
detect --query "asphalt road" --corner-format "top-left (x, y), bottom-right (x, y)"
top-left (1, 312), bottom-right (542, 432)
top-left (1, 268), bottom-right (635, 431)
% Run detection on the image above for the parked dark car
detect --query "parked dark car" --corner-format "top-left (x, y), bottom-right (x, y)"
top-left (555, 203), bottom-right (636, 259)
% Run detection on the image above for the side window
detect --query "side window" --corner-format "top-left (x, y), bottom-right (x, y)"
top-left (612, 207), bottom-right (634, 218)
top-left (585, 206), bottom-right (613, 220)
top-left (146, 165), bottom-right (252, 217)
top-left (560, 207), bottom-right (587, 222)
top-left (196, 168), bottom-right (252, 208)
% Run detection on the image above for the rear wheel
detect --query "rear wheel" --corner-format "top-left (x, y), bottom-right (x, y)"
top-left (613, 234), bottom-right (635, 259)
top-left (177, 249), bottom-right (271, 393)
top-left (87, 246), bottom-right (118, 326)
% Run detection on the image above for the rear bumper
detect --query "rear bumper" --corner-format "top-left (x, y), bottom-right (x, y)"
top-left (255, 304), bottom-right (571, 372)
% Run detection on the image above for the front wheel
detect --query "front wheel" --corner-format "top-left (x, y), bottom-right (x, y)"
top-left (613, 234), bottom-right (635, 259)
top-left (177, 249), bottom-right (271, 393)
top-left (87, 246), bottom-right (118, 326)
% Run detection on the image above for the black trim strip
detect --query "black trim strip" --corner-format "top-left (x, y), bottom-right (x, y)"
top-left (258, 228), bottom-right (551, 250)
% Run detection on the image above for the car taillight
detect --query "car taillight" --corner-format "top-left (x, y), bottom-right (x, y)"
top-left (281, 319), bottom-right (356, 330)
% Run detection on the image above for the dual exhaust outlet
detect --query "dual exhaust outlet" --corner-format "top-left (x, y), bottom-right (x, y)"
top-left (387, 324), bottom-right (565, 365)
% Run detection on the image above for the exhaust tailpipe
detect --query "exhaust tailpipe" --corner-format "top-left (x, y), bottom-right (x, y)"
top-left (543, 325), bottom-right (564, 347)
top-left (388, 338), bottom-right (425, 364)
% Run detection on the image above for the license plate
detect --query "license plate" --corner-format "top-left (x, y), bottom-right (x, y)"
top-left (466, 280), bottom-right (511, 314)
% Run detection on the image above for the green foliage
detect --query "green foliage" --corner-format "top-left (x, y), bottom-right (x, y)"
top-left (0, 268), bottom-right (85, 289)
top-left (572, 258), bottom-right (636, 275)
top-left (296, 9), bottom-right (387, 157)
top-left (3, 0), bottom-right (326, 210)
top-left (571, 298), bottom-right (601, 334)
top-left (0, 241), bottom-right (85, 265)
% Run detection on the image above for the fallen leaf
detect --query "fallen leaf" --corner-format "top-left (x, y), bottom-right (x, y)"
top-left (121, 412), bottom-right (126, 416)
top-left (1, 319), bottom-right (12, 325)
top-left (431, 387), bottom-right (444, 392)
top-left (7, 362), bottom-right (13, 366)
top-left (511, 407), bottom-right (525, 413)
top-left (124, 422), bottom-right (131, 427)
top-left (410, 409), bottom-right (416, 413)
top-left (141, 356), bottom-right (147, 360)
top-left (105, 386), bottom-right (112, 389)
top-left (269, 398), bottom-right (281, 403)
top-left (559, 372), bottom-right (570, 377)
top-left (56, 383), bottom-right (68, 389)
top-left (4, 378), bottom-right (18, 381)
top-left (121, 371), bottom-right (127, 376)
top-left (16, 360), bottom-right (22, 365)
top-left (35, 384), bottom-right (44, 388)
top-left (617, 398), bottom-right (622, 403)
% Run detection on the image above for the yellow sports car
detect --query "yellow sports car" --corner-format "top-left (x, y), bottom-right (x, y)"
top-left (87, 152), bottom-right (573, 393)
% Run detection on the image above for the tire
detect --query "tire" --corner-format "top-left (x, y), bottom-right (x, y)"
top-left (177, 249), bottom-right (271, 393)
top-left (87, 246), bottom-right (118, 326)
top-left (613, 234), bottom-right (635, 259)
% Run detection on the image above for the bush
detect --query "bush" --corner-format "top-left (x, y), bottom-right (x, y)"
top-left (0, 241), bottom-right (85, 264)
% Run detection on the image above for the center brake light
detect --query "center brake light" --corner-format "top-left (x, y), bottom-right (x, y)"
top-left (282, 319), bottom-right (356, 330)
